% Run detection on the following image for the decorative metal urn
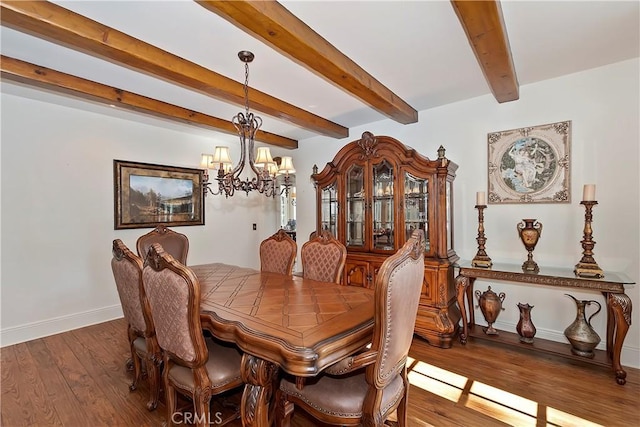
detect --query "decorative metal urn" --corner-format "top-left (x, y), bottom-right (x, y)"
top-left (517, 219), bottom-right (543, 273)
top-left (475, 286), bottom-right (506, 335)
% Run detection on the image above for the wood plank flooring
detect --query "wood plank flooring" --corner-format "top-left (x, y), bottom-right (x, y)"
top-left (2, 318), bottom-right (638, 426)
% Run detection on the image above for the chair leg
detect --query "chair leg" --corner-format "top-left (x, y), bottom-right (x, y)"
top-left (193, 388), bottom-right (211, 427)
top-left (395, 388), bottom-right (408, 427)
top-left (276, 389), bottom-right (294, 427)
top-left (129, 346), bottom-right (143, 392)
top-left (146, 355), bottom-right (161, 411)
top-left (165, 366), bottom-right (178, 427)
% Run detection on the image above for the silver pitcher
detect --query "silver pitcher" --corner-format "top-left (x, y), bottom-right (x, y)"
top-left (563, 294), bottom-right (601, 358)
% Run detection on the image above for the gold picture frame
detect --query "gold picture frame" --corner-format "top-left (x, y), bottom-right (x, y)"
top-left (114, 160), bottom-right (204, 229)
top-left (487, 120), bottom-right (571, 204)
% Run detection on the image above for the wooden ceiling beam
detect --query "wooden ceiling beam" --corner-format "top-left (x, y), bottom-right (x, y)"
top-left (451, 0), bottom-right (519, 103)
top-left (0, 0), bottom-right (346, 139)
top-left (196, 0), bottom-right (418, 125)
top-left (1, 55), bottom-right (298, 149)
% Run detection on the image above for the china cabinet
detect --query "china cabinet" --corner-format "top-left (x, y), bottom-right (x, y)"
top-left (312, 132), bottom-right (460, 347)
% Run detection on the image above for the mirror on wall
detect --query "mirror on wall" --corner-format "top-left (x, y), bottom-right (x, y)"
top-left (278, 175), bottom-right (296, 241)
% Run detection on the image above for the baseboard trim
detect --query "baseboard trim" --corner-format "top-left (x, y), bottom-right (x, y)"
top-left (1, 305), bottom-right (124, 347)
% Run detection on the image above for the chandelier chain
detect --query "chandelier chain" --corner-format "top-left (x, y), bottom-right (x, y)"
top-left (244, 62), bottom-right (250, 118)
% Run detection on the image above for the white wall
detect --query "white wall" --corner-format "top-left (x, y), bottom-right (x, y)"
top-left (0, 88), bottom-right (278, 345)
top-left (2, 59), bottom-right (638, 369)
top-left (293, 59), bottom-right (640, 368)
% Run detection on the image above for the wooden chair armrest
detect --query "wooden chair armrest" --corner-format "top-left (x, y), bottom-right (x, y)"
top-left (324, 350), bottom-right (377, 375)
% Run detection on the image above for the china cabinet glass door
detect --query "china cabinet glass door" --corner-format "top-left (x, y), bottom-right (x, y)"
top-left (320, 183), bottom-right (337, 237)
top-left (346, 165), bottom-right (365, 247)
top-left (372, 161), bottom-right (395, 251)
top-left (404, 173), bottom-right (429, 251)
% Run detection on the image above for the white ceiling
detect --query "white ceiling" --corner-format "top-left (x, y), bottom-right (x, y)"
top-left (1, 0), bottom-right (639, 144)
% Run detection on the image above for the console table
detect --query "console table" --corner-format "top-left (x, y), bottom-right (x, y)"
top-left (455, 262), bottom-right (634, 385)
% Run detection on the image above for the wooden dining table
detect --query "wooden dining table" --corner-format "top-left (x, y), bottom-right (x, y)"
top-left (190, 263), bottom-right (375, 427)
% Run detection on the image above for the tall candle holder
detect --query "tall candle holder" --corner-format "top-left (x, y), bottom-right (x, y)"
top-left (471, 204), bottom-right (492, 268)
top-left (574, 201), bottom-right (604, 278)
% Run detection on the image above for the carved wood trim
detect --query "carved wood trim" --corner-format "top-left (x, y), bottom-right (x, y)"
top-left (458, 267), bottom-right (626, 293)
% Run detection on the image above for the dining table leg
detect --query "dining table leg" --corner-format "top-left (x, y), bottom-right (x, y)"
top-left (240, 353), bottom-right (280, 427)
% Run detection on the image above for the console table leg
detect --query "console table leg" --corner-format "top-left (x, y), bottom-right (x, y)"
top-left (455, 275), bottom-right (470, 344)
top-left (604, 294), bottom-right (615, 359)
top-left (606, 293), bottom-right (632, 385)
top-left (466, 278), bottom-right (476, 326)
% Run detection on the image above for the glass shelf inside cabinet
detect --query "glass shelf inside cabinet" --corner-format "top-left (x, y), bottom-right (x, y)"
top-left (320, 184), bottom-right (337, 237)
top-left (373, 161), bottom-right (395, 251)
top-left (404, 173), bottom-right (429, 251)
top-left (346, 165), bottom-right (365, 247)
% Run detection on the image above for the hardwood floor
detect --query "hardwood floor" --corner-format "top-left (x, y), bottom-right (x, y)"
top-left (2, 318), bottom-right (638, 426)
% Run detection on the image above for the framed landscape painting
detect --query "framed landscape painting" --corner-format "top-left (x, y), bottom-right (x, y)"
top-left (114, 160), bottom-right (204, 229)
top-left (487, 120), bottom-right (571, 204)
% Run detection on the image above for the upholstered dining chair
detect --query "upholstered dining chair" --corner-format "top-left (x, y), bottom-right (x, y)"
top-left (142, 243), bottom-right (243, 427)
top-left (136, 225), bottom-right (189, 264)
top-left (277, 230), bottom-right (425, 427)
top-left (301, 230), bottom-right (347, 284)
top-left (259, 229), bottom-right (297, 275)
top-left (110, 239), bottom-right (162, 411)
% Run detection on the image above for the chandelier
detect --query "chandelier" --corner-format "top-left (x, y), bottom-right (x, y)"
top-left (200, 51), bottom-right (295, 198)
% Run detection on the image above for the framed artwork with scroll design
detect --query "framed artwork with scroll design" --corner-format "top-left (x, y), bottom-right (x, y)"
top-left (487, 120), bottom-right (571, 204)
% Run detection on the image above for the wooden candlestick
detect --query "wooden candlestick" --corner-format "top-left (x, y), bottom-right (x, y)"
top-left (574, 201), bottom-right (604, 278)
top-left (471, 205), bottom-right (492, 268)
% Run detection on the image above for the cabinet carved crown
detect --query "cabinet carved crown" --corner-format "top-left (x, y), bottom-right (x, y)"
top-left (312, 132), bottom-right (460, 348)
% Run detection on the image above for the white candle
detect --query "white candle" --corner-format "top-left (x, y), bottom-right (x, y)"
top-left (476, 191), bottom-right (486, 205)
top-left (582, 184), bottom-right (596, 201)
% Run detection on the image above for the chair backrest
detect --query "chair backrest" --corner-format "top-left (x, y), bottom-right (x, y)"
top-left (111, 239), bottom-right (153, 336)
top-left (136, 225), bottom-right (189, 264)
top-left (301, 230), bottom-right (347, 284)
top-left (142, 243), bottom-right (207, 368)
top-left (369, 229), bottom-right (424, 388)
top-left (259, 229), bottom-right (297, 275)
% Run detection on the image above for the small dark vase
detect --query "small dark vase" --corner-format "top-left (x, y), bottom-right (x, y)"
top-left (516, 303), bottom-right (536, 344)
